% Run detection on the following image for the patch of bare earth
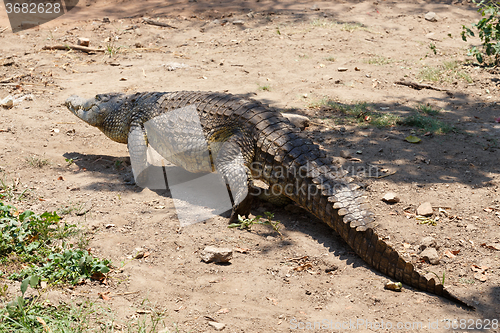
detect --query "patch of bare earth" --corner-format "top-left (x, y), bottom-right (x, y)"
top-left (0, 0), bottom-right (499, 331)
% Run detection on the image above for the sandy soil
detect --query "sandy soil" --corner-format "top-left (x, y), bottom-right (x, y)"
top-left (1, 0), bottom-right (500, 332)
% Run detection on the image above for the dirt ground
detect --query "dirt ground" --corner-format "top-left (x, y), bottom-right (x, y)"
top-left (1, 0), bottom-right (500, 332)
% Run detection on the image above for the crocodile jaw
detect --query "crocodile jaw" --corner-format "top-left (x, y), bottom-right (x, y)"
top-left (65, 95), bottom-right (101, 127)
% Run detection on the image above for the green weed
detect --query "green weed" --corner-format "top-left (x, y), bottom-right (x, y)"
top-left (429, 42), bottom-right (437, 55)
top-left (325, 56), bottom-right (335, 62)
top-left (0, 201), bottom-right (111, 285)
top-left (25, 156), bottom-right (49, 168)
top-left (341, 22), bottom-right (367, 32)
top-left (310, 19), bottom-right (335, 28)
top-left (57, 201), bottom-right (88, 216)
top-left (310, 99), bottom-right (400, 128)
top-left (366, 56), bottom-right (392, 66)
top-left (461, 0), bottom-right (500, 65)
top-left (229, 212), bottom-right (282, 237)
top-left (417, 104), bottom-right (440, 115)
top-left (258, 84), bottom-right (271, 91)
top-left (418, 61), bottom-right (472, 83)
top-left (0, 176), bottom-right (28, 202)
top-left (400, 113), bottom-right (454, 134)
top-left (418, 66), bottom-right (441, 81)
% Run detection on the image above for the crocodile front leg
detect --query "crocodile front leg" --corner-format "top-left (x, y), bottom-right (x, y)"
top-left (128, 126), bottom-right (150, 187)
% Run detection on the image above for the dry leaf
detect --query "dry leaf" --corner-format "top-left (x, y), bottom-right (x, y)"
top-left (405, 135), bottom-right (421, 143)
top-left (443, 250), bottom-right (455, 258)
top-left (293, 263), bottom-right (313, 271)
top-left (99, 292), bottom-right (111, 301)
top-left (37, 317), bottom-right (51, 332)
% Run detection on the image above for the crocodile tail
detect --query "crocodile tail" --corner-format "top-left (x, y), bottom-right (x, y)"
top-left (254, 127), bottom-right (473, 309)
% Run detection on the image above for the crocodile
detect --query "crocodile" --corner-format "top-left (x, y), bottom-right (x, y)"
top-left (65, 91), bottom-right (472, 309)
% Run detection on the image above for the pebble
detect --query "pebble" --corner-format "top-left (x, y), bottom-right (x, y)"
top-left (340, 150), bottom-right (352, 159)
top-left (77, 37), bottom-right (90, 47)
top-left (201, 246), bottom-right (233, 263)
top-left (420, 247), bottom-right (440, 265)
top-left (424, 12), bottom-right (438, 22)
top-left (382, 192), bottom-right (400, 204)
top-left (417, 202), bottom-right (433, 216)
top-left (466, 224), bottom-right (478, 231)
top-left (337, 67), bottom-right (348, 72)
top-left (310, 4), bottom-right (320, 11)
top-left (208, 321), bottom-right (226, 331)
top-left (420, 236), bottom-right (436, 250)
top-left (232, 20), bottom-right (245, 25)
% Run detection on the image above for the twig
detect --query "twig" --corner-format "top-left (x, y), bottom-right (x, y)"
top-left (365, 171), bottom-right (397, 179)
top-left (0, 27), bottom-right (8, 33)
top-left (394, 80), bottom-right (449, 92)
top-left (0, 75), bottom-right (23, 83)
top-left (42, 45), bottom-right (105, 53)
top-left (113, 291), bottom-right (140, 296)
top-left (143, 18), bottom-right (177, 29)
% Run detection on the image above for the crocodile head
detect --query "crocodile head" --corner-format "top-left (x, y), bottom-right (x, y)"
top-left (65, 93), bottom-right (125, 127)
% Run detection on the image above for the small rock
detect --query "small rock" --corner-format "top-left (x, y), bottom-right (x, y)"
top-left (417, 202), bottom-right (433, 216)
top-left (420, 236), bottom-right (436, 250)
top-left (232, 20), bottom-right (245, 26)
top-left (340, 150), bottom-right (352, 159)
top-left (466, 224), bottom-right (478, 231)
top-left (282, 113), bottom-right (310, 130)
top-left (424, 12), bottom-right (438, 22)
top-left (102, 17), bottom-right (111, 23)
top-left (337, 67), bottom-right (348, 72)
top-left (382, 192), bottom-right (400, 204)
top-left (201, 246), bottom-right (233, 263)
top-left (420, 247), bottom-right (440, 265)
top-left (77, 37), bottom-right (90, 47)
top-left (425, 33), bottom-right (438, 40)
top-left (1, 98), bottom-right (13, 109)
top-left (208, 321), bottom-right (226, 331)
top-left (310, 4), bottom-right (320, 11)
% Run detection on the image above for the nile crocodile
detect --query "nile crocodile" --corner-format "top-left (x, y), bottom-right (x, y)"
top-left (65, 91), bottom-right (472, 309)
